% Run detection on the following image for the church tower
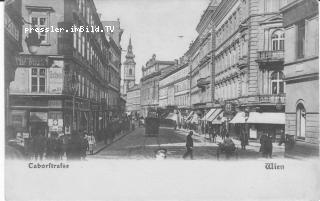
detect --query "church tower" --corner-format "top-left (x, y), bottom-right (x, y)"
top-left (122, 38), bottom-right (136, 95)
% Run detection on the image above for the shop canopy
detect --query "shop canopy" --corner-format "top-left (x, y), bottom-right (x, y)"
top-left (246, 112), bottom-right (285, 124)
top-left (211, 111), bottom-right (227, 124)
top-left (229, 112), bottom-right (246, 124)
top-left (207, 108), bottom-right (222, 122)
top-left (165, 113), bottom-right (178, 122)
top-left (190, 113), bottom-right (199, 124)
top-left (201, 108), bottom-right (216, 121)
top-left (185, 111), bottom-right (194, 121)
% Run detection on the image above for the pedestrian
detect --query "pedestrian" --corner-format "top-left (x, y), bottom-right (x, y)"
top-left (240, 129), bottom-right (247, 150)
top-left (183, 131), bottom-right (194, 160)
top-left (222, 134), bottom-right (235, 159)
top-left (87, 132), bottom-right (96, 155)
top-left (46, 133), bottom-right (55, 160)
top-left (67, 131), bottom-right (82, 160)
top-left (264, 134), bottom-right (273, 158)
top-left (53, 133), bottom-right (63, 160)
top-left (33, 132), bottom-right (46, 160)
top-left (278, 129), bottom-right (285, 146)
top-left (80, 133), bottom-right (89, 160)
top-left (61, 134), bottom-right (70, 160)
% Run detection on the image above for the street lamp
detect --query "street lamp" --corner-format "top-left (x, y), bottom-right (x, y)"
top-left (70, 73), bottom-right (79, 132)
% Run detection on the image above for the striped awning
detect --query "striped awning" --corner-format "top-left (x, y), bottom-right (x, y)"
top-left (201, 109), bottom-right (216, 121)
top-left (207, 108), bottom-right (222, 122)
top-left (211, 111), bottom-right (227, 124)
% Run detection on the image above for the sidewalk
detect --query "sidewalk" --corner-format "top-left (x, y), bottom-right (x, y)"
top-left (88, 129), bottom-right (135, 155)
top-left (177, 128), bottom-right (285, 158)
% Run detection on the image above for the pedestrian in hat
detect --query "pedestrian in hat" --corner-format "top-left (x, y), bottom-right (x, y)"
top-left (183, 131), bottom-right (194, 160)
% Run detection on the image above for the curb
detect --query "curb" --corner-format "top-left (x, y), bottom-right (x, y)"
top-left (93, 129), bottom-right (136, 155)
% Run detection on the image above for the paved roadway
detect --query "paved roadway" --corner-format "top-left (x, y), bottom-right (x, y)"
top-left (90, 126), bottom-right (262, 160)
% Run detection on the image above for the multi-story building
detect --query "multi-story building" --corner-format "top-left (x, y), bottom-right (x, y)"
top-left (102, 20), bottom-right (123, 117)
top-left (5, 0), bottom-right (24, 139)
top-left (122, 38), bottom-right (136, 96)
top-left (140, 54), bottom-right (175, 117)
top-left (281, 0), bottom-right (319, 157)
top-left (190, 1), bottom-right (220, 115)
top-left (211, 0), bottom-right (290, 140)
top-left (8, 0), bottom-right (117, 141)
top-left (126, 83), bottom-right (141, 116)
top-left (159, 57), bottom-right (190, 109)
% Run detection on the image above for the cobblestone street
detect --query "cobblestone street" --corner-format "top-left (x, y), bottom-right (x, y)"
top-left (90, 126), bottom-right (283, 160)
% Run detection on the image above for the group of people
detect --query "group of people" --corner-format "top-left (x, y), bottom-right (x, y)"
top-left (24, 130), bottom-right (97, 161)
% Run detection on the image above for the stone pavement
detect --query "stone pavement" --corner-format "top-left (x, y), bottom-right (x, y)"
top-left (87, 129), bottom-right (135, 155)
top-left (177, 128), bottom-right (285, 159)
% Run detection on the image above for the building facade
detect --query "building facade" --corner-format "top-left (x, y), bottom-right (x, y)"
top-left (140, 54), bottom-right (175, 117)
top-left (102, 20), bottom-right (123, 116)
top-left (159, 58), bottom-right (190, 110)
top-left (126, 84), bottom-right (141, 115)
top-left (281, 0), bottom-right (319, 157)
top-left (8, 0), bottom-right (121, 141)
top-left (211, 0), bottom-right (291, 140)
top-left (122, 38), bottom-right (136, 96)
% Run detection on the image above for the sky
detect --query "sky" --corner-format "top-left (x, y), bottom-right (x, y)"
top-left (95, 0), bottom-right (210, 83)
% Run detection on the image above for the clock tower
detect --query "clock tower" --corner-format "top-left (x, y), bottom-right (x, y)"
top-left (122, 38), bottom-right (136, 95)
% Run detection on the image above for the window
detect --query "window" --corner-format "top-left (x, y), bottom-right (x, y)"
top-left (296, 103), bottom-right (306, 139)
top-left (30, 13), bottom-right (49, 44)
top-left (129, 68), bottom-right (133, 75)
top-left (297, 20), bottom-right (305, 59)
top-left (31, 68), bottom-right (46, 93)
top-left (271, 71), bottom-right (284, 94)
top-left (271, 30), bottom-right (284, 51)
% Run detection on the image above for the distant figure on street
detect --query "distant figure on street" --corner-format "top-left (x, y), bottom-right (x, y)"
top-left (67, 131), bottom-right (82, 160)
top-left (87, 132), bottom-right (96, 155)
top-left (264, 134), bottom-right (273, 158)
top-left (278, 129), bottom-right (285, 146)
top-left (33, 132), bottom-right (46, 160)
top-left (183, 131), bottom-right (194, 160)
top-left (259, 134), bottom-right (268, 157)
top-left (239, 129), bottom-right (248, 150)
top-left (80, 133), bottom-right (89, 160)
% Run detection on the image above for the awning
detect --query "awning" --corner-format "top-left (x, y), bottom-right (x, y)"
top-left (165, 113), bottom-right (178, 121)
top-left (207, 108), bottom-right (222, 121)
top-left (229, 112), bottom-right (246, 124)
top-left (185, 111), bottom-right (194, 121)
top-left (190, 114), bottom-right (199, 124)
top-left (201, 109), bottom-right (216, 121)
top-left (246, 112), bottom-right (285, 124)
top-left (212, 111), bottom-right (227, 124)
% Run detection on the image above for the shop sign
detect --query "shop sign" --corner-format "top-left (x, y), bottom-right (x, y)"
top-left (48, 66), bottom-right (63, 94)
top-left (23, 132), bottom-right (30, 138)
top-left (48, 118), bottom-right (63, 131)
top-left (48, 100), bottom-right (63, 108)
top-left (29, 112), bottom-right (48, 122)
top-left (16, 55), bottom-right (47, 67)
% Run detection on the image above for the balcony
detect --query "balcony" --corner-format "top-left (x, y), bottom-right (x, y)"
top-left (197, 77), bottom-right (210, 88)
top-left (256, 50), bottom-right (284, 65)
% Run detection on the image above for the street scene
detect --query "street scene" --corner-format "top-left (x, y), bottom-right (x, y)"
top-left (4, 0), bottom-right (319, 162)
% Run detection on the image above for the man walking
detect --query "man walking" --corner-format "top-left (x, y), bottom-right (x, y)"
top-left (183, 131), bottom-right (194, 160)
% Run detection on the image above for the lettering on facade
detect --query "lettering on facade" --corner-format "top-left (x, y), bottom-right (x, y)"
top-left (16, 55), bottom-right (47, 67)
